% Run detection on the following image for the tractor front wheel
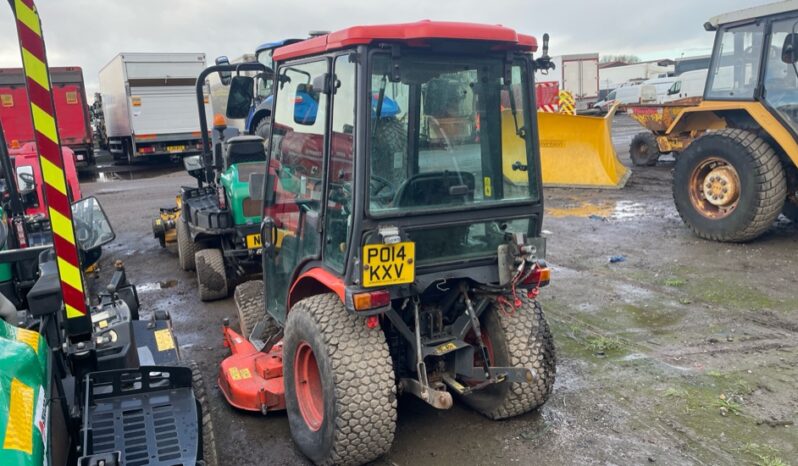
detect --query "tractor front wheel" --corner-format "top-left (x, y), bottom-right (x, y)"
top-left (195, 248), bottom-right (228, 301)
top-left (461, 298), bottom-right (556, 419)
top-left (673, 129), bottom-right (786, 242)
top-left (177, 218), bottom-right (197, 271)
top-left (629, 131), bottom-right (660, 167)
top-left (284, 294), bottom-right (396, 465)
top-left (234, 280), bottom-right (279, 345)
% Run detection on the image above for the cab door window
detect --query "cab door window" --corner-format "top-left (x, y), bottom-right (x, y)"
top-left (323, 55), bottom-right (356, 273)
top-left (764, 17), bottom-right (798, 132)
top-left (706, 23), bottom-right (765, 100)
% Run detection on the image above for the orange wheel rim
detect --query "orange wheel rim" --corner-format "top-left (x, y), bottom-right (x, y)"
top-left (294, 341), bottom-right (324, 431)
top-left (688, 157), bottom-right (741, 219)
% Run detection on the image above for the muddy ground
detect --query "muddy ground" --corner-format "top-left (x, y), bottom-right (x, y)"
top-left (82, 115), bottom-right (797, 465)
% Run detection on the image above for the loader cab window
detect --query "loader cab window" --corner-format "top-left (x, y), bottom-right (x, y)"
top-left (367, 53), bottom-right (538, 216)
top-left (706, 23), bottom-right (764, 100)
top-left (763, 17), bottom-right (798, 133)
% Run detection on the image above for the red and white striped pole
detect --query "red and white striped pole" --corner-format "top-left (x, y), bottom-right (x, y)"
top-left (9, 0), bottom-right (91, 338)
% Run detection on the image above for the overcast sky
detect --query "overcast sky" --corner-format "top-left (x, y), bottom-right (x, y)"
top-left (0, 0), bottom-right (773, 95)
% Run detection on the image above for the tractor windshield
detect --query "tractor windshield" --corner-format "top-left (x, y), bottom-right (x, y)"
top-left (367, 53), bottom-right (538, 216)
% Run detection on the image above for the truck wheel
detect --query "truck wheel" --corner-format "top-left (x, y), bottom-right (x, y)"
top-left (234, 280), bottom-right (280, 344)
top-left (629, 131), bottom-right (660, 166)
top-left (283, 294), bottom-right (396, 465)
top-left (183, 360), bottom-right (218, 466)
top-left (673, 129), bottom-right (786, 242)
top-left (177, 218), bottom-right (197, 271)
top-left (195, 248), bottom-right (228, 301)
top-left (461, 298), bottom-right (556, 419)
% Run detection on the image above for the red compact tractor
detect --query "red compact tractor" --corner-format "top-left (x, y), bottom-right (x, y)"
top-left (218, 21), bottom-right (556, 465)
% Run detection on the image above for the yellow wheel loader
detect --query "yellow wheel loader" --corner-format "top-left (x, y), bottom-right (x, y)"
top-left (644, 2), bottom-right (798, 241)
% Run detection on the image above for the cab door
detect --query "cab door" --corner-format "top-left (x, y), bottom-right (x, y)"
top-left (262, 59), bottom-right (330, 323)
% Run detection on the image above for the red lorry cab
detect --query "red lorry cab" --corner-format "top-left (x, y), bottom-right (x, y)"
top-left (7, 142), bottom-right (81, 217)
top-left (0, 67), bottom-right (94, 166)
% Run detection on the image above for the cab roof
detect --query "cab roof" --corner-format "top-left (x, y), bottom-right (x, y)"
top-left (705, 0), bottom-right (798, 30)
top-left (272, 21), bottom-right (537, 61)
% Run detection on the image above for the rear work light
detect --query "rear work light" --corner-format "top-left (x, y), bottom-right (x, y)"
top-left (353, 290), bottom-right (390, 312)
top-left (522, 261), bottom-right (550, 288)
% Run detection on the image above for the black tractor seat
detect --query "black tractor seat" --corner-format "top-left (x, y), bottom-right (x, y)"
top-left (224, 135), bottom-right (266, 169)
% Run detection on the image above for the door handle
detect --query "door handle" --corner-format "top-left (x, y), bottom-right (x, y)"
top-left (260, 216), bottom-right (277, 255)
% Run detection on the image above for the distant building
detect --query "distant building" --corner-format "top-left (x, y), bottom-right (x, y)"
top-left (674, 55), bottom-right (711, 75)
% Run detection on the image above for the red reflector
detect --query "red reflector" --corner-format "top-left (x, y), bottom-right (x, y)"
top-left (137, 146), bottom-right (155, 154)
top-left (295, 96), bottom-right (303, 104)
top-left (365, 315), bottom-right (379, 329)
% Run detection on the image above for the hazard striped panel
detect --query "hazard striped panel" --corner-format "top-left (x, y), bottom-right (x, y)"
top-left (11, 0), bottom-right (90, 335)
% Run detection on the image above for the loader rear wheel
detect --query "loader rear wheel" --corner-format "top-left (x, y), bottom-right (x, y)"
top-left (195, 248), bottom-right (228, 301)
top-left (673, 129), bottom-right (786, 242)
top-left (461, 298), bottom-right (556, 419)
top-left (183, 360), bottom-right (218, 466)
top-left (234, 280), bottom-right (279, 345)
top-left (284, 294), bottom-right (396, 465)
top-left (629, 132), bottom-right (660, 166)
top-left (177, 218), bottom-right (197, 271)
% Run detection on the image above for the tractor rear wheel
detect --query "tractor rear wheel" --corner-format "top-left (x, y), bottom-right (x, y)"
top-left (462, 298), bottom-right (556, 419)
top-left (195, 248), bottom-right (228, 301)
top-left (629, 131), bottom-right (660, 166)
top-left (255, 117), bottom-right (271, 141)
top-left (283, 294), bottom-right (396, 465)
top-left (177, 218), bottom-right (197, 271)
top-left (673, 129), bottom-right (786, 242)
top-left (234, 280), bottom-right (279, 345)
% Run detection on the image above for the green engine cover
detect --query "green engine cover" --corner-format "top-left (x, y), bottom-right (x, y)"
top-left (0, 320), bottom-right (49, 466)
top-left (220, 162), bottom-right (263, 226)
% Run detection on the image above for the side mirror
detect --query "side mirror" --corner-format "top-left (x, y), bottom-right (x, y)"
top-left (782, 33), bottom-right (798, 64)
top-left (226, 75), bottom-right (255, 119)
top-left (216, 56), bottom-right (232, 86)
top-left (249, 172), bottom-right (265, 201)
top-left (71, 196), bottom-right (115, 251)
top-left (183, 154), bottom-right (205, 180)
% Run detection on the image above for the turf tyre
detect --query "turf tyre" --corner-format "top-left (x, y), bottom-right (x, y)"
top-left (195, 248), bottom-right (228, 301)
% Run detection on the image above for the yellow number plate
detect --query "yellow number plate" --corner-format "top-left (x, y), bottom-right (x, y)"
top-left (246, 233), bottom-right (262, 249)
top-left (166, 145), bottom-right (185, 153)
top-left (362, 242), bottom-right (415, 287)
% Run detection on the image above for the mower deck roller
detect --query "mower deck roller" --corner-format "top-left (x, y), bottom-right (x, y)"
top-left (529, 104), bottom-right (630, 188)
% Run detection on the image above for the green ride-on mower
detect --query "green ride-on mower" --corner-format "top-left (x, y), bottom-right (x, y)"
top-left (153, 62), bottom-right (271, 301)
top-left (217, 21), bottom-right (558, 465)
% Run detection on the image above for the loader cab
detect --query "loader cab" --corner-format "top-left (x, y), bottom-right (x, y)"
top-left (704, 9), bottom-right (798, 132)
top-left (255, 25), bottom-right (544, 323)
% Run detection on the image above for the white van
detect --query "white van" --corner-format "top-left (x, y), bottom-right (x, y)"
top-left (594, 83), bottom-right (643, 111)
top-left (639, 76), bottom-right (678, 103)
top-left (663, 69), bottom-right (708, 103)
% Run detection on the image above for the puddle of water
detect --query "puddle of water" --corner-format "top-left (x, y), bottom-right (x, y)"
top-left (137, 279), bottom-right (178, 292)
top-left (545, 199), bottom-right (648, 221)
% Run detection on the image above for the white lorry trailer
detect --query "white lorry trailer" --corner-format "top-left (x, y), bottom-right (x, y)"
top-left (535, 53), bottom-right (600, 111)
top-left (98, 53), bottom-right (210, 162)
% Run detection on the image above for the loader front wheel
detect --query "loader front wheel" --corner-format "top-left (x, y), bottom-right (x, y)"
top-left (284, 294), bottom-right (396, 465)
top-left (629, 131), bottom-right (660, 166)
top-left (195, 248), bottom-right (228, 301)
top-left (177, 218), bottom-right (197, 271)
top-left (461, 298), bottom-right (556, 419)
top-left (673, 129), bottom-right (786, 242)
top-left (234, 280), bottom-right (279, 345)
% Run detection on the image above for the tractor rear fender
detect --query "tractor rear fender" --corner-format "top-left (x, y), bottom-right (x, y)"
top-left (288, 267), bottom-right (345, 310)
top-left (667, 101), bottom-right (798, 167)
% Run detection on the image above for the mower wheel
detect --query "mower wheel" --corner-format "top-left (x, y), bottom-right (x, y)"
top-left (629, 131), bottom-right (660, 167)
top-left (183, 360), bottom-right (218, 466)
top-left (177, 218), bottom-right (197, 271)
top-left (234, 280), bottom-right (279, 345)
top-left (284, 293), bottom-right (396, 465)
top-left (195, 249), bottom-right (228, 301)
top-left (462, 298), bottom-right (556, 419)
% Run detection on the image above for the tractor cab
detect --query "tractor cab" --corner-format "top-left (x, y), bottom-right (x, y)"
top-left (220, 21), bottom-right (557, 466)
